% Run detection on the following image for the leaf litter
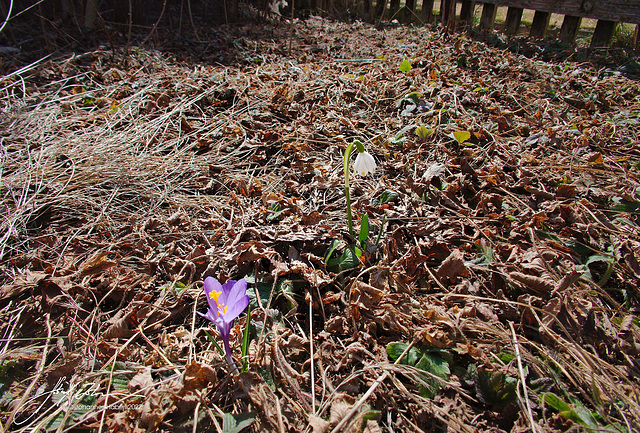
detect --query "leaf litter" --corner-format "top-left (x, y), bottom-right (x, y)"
top-left (1, 12), bottom-right (640, 433)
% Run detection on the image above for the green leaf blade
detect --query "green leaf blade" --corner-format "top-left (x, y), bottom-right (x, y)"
top-left (358, 214), bottom-right (369, 246)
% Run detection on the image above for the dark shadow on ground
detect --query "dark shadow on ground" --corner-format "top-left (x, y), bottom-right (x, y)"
top-left (2, 1), bottom-right (640, 80)
top-left (0, 1), bottom-right (297, 76)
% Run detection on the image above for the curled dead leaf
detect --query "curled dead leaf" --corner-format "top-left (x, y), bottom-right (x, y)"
top-left (436, 249), bottom-right (469, 282)
top-left (553, 270), bottom-right (581, 293)
top-left (351, 281), bottom-right (384, 307)
top-left (180, 362), bottom-right (217, 395)
top-left (396, 246), bottom-right (428, 282)
top-left (509, 271), bottom-right (554, 293)
top-left (556, 183), bottom-right (577, 198)
top-left (78, 251), bottom-right (117, 277)
top-left (329, 393), bottom-right (356, 425)
top-left (129, 367), bottom-right (154, 394)
top-left (325, 316), bottom-right (350, 334)
top-left (301, 211), bottom-right (325, 225)
top-left (103, 309), bottom-right (138, 339)
top-left (238, 372), bottom-right (282, 431)
top-left (310, 414), bottom-right (330, 433)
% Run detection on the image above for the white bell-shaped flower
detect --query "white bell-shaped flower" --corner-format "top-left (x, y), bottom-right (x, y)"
top-left (353, 151), bottom-right (376, 176)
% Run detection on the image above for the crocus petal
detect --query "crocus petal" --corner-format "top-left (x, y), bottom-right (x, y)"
top-left (217, 320), bottom-right (232, 340)
top-left (221, 279), bottom-right (249, 321)
top-left (198, 309), bottom-right (228, 337)
top-left (219, 279), bottom-right (237, 305)
top-left (224, 279), bottom-right (248, 310)
top-left (224, 292), bottom-right (250, 321)
top-left (203, 277), bottom-right (224, 318)
top-left (197, 309), bottom-right (220, 326)
top-left (353, 151), bottom-right (376, 176)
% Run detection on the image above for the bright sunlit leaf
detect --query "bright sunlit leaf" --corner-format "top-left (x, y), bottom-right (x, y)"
top-left (399, 59), bottom-right (412, 73)
top-left (452, 130), bottom-right (471, 144)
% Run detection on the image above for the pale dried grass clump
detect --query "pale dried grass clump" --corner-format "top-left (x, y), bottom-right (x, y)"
top-left (0, 51), bottom-right (253, 267)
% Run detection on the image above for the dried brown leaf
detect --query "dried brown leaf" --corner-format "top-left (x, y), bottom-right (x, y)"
top-left (180, 362), bottom-right (217, 395)
top-left (553, 270), bottom-right (581, 293)
top-left (309, 414), bottom-right (330, 433)
top-left (102, 309), bottom-right (137, 339)
top-left (509, 271), bottom-right (555, 293)
top-left (329, 393), bottom-right (356, 425)
top-left (78, 251), bottom-right (117, 277)
top-left (129, 367), bottom-right (154, 393)
top-left (0, 271), bottom-right (57, 300)
top-left (436, 249), bottom-right (469, 282)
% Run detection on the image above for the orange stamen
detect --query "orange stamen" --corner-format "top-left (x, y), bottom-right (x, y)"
top-left (209, 290), bottom-right (221, 303)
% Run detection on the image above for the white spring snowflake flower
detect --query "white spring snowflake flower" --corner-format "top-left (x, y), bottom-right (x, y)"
top-left (353, 151), bottom-right (376, 176)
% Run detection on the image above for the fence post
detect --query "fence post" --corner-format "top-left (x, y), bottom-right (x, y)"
top-left (375, 0), bottom-right (387, 21)
top-left (529, 10), bottom-right (550, 38)
top-left (459, 1), bottom-right (475, 29)
top-left (421, 0), bottom-right (435, 23)
top-left (404, 0), bottom-right (416, 21)
top-left (504, 7), bottom-right (523, 35)
top-left (389, 0), bottom-right (401, 19)
top-left (443, 0), bottom-right (457, 31)
top-left (559, 15), bottom-right (582, 43)
top-left (591, 20), bottom-right (616, 47)
top-left (479, 3), bottom-right (496, 31)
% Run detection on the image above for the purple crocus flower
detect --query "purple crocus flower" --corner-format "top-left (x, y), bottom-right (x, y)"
top-left (198, 277), bottom-right (250, 373)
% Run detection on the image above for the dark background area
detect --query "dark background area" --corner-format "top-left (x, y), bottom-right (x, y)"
top-left (1, 0), bottom-right (639, 79)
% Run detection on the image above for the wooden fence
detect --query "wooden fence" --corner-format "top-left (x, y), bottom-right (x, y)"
top-left (370, 0), bottom-right (640, 48)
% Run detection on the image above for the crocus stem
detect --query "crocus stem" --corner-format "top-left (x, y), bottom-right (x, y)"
top-left (223, 338), bottom-right (239, 374)
top-left (343, 141), bottom-right (355, 237)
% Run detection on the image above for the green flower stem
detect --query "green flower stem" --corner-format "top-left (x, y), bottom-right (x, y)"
top-left (344, 140), bottom-right (366, 237)
top-left (343, 141), bottom-right (356, 237)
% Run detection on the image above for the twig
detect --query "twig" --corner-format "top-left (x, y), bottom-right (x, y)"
top-left (97, 331), bottom-right (141, 433)
top-left (141, 0), bottom-right (168, 46)
top-left (288, 0), bottom-right (295, 56)
top-left (509, 322), bottom-right (538, 433)
top-left (187, 0), bottom-right (201, 42)
top-left (274, 393), bottom-right (286, 433)
top-left (308, 291), bottom-right (316, 415)
top-left (192, 400), bottom-right (201, 433)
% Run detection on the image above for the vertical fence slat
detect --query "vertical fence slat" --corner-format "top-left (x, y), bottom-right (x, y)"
top-left (362, 0), bottom-right (371, 15)
top-left (529, 10), bottom-right (551, 38)
top-left (375, 0), bottom-right (387, 21)
top-left (504, 7), bottom-right (523, 35)
top-left (459, 1), bottom-right (476, 28)
top-left (590, 20), bottom-right (616, 47)
top-left (421, 0), bottom-right (435, 23)
top-left (445, 0), bottom-right (457, 31)
top-left (559, 15), bottom-right (582, 43)
top-left (404, 0), bottom-right (416, 21)
top-left (442, 0), bottom-right (450, 25)
top-left (479, 3), bottom-right (497, 31)
top-left (389, 0), bottom-right (401, 18)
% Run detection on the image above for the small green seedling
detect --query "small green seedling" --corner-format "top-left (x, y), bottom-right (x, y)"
top-left (415, 125), bottom-right (434, 141)
top-left (399, 59), bottom-right (412, 73)
top-left (451, 130), bottom-right (471, 145)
